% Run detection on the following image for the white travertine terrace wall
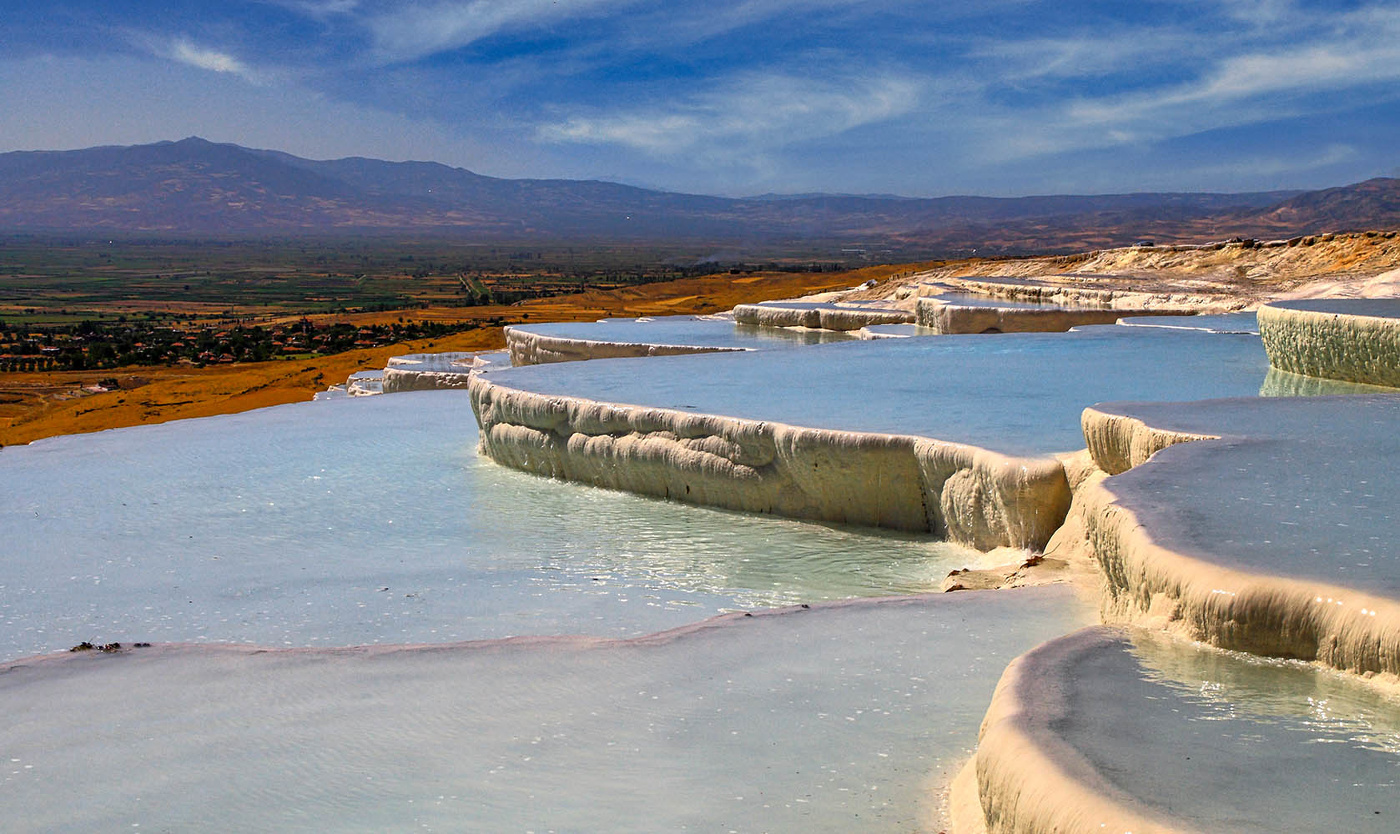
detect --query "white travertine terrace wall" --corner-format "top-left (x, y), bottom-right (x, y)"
top-left (468, 373), bottom-right (1072, 551)
top-left (504, 325), bottom-right (748, 366)
top-left (969, 627), bottom-right (1193, 834)
top-left (1258, 302), bottom-right (1400, 388)
top-left (915, 297), bottom-right (1129, 334)
top-left (383, 366), bottom-right (474, 393)
top-left (971, 629), bottom-right (1191, 834)
top-left (731, 303), bottom-right (914, 331)
top-left (382, 353), bottom-right (483, 392)
top-left (1080, 406), bottom-right (1217, 475)
top-left (928, 278), bottom-right (1237, 313)
top-left (1076, 405), bottom-right (1400, 677)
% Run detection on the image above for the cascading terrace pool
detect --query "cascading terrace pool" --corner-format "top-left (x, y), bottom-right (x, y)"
top-left (5, 302), bottom-right (1400, 833)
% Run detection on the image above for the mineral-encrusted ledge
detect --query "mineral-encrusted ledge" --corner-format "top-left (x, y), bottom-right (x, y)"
top-left (1258, 301), bottom-right (1400, 388)
top-left (915, 297), bottom-right (1128, 334)
top-left (468, 373), bottom-right (1071, 551)
top-left (504, 325), bottom-right (750, 366)
top-left (731, 303), bottom-right (914, 332)
top-left (1076, 404), bottom-right (1400, 677)
top-left (967, 628), bottom-right (1191, 834)
top-left (932, 277), bottom-right (1238, 313)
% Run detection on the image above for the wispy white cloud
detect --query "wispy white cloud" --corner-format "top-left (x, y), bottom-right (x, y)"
top-left (1062, 42), bottom-right (1400, 131)
top-left (968, 6), bottom-right (1400, 165)
top-left (538, 72), bottom-right (923, 161)
top-left (166, 38), bottom-right (264, 83)
top-left (966, 30), bottom-right (1203, 82)
top-left (1190, 143), bottom-right (1360, 179)
top-left (290, 0), bottom-right (361, 16)
top-left (6, 0), bottom-right (1400, 195)
top-left (259, 0), bottom-right (361, 17)
top-left (365, 0), bottom-right (627, 63)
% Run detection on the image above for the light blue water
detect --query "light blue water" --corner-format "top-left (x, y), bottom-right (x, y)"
top-left (861, 323), bottom-right (935, 338)
top-left (0, 392), bottom-right (985, 661)
top-left (1058, 628), bottom-right (1400, 833)
top-left (1269, 299), bottom-right (1400, 318)
top-left (510, 315), bottom-right (854, 348)
top-left (387, 350), bottom-right (484, 372)
top-left (482, 326), bottom-right (1279, 456)
top-left (1119, 312), bottom-right (1259, 333)
top-left (0, 588), bottom-right (1088, 834)
top-left (930, 292), bottom-right (1102, 311)
top-left (1096, 395), bottom-right (1400, 595)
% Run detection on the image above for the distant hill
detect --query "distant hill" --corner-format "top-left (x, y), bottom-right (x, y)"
top-left (1238, 178), bottom-right (1400, 233)
top-left (0, 137), bottom-right (1392, 252)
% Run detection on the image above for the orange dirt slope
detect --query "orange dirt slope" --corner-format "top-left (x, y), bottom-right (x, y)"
top-left (1, 264), bottom-right (931, 447)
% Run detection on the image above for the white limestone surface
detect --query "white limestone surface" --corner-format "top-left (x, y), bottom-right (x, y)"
top-left (0, 587), bottom-right (1089, 834)
top-left (732, 300), bottom-right (914, 331)
top-left (925, 275), bottom-right (1240, 312)
top-left (506, 316), bottom-right (858, 366)
top-left (1079, 394), bottom-right (1400, 676)
top-left (469, 373), bottom-right (1070, 550)
top-left (968, 626), bottom-right (1400, 834)
top-left (345, 369), bottom-right (383, 396)
top-left (381, 351), bottom-right (501, 392)
top-left (915, 295), bottom-right (1133, 334)
top-left (470, 328), bottom-right (1283, 550)
top-left (857, 323), bottom-right (934, 339)
top-left (1259, 299), bottom-right (1400, 388)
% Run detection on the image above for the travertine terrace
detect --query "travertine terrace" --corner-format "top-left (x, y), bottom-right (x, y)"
top-left (461, 237), bottom-right (1400, 832)
top-left (1259, 298), bottom-right (1400, 387)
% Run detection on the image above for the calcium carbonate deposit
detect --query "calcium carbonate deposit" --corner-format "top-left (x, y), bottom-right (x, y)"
top-left (5, 288), bottom-right (1400, 834)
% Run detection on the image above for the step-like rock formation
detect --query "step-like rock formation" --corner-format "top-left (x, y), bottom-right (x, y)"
top-left (1259, 299), bottom-right (1400, 388)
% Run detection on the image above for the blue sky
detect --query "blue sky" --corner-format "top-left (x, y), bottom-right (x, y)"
top-left (2, 0), bottom-right (1399, 197)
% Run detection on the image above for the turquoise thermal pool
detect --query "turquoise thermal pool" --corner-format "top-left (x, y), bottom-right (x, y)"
top-left (0, 587), bottom-right (1088, 834)
top-left (926, 292), bottom-right (1105, 310)
top-left (1090, 394), bottom-right (1400, 595)
top-left (0, 391), bottom-right (989, 662)
top-left (1018, 627), bottom-right (1400, 833)
top-left (478, 326), bottom-right (1294, 457)
top-left (510, 315), bottom-right (856, 349)
top-left (1267, 298), bottom-right (1400, 318)
top-left (1118, 311), bottom-right (1260, 333)
top-left (386, 351), bottom-right (490, 372)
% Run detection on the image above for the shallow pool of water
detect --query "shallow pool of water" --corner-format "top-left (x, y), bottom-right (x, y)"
top-left (1118, 311), bottom-right (1258, 333)
top-left (1095, 394), bottom-right (1400, 596)
top-left (0, 587), bottom-right (1087, 834)
top-left (1058, 628), bottom-right (1400, 832)
top-left (512, 315), bottom-right (854, 349)
top-left (930, 292), bottom-right (1104, 311)
top-left (0, 392), bottom-right (988, 661)
top-left (1268, 299), bottom-right (1400, 318)
top-left (482, 326), bottom-right (1282, 457)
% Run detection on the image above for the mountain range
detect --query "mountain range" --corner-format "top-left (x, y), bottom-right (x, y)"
top-left (1, 137), bottom-right (1397, 253)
